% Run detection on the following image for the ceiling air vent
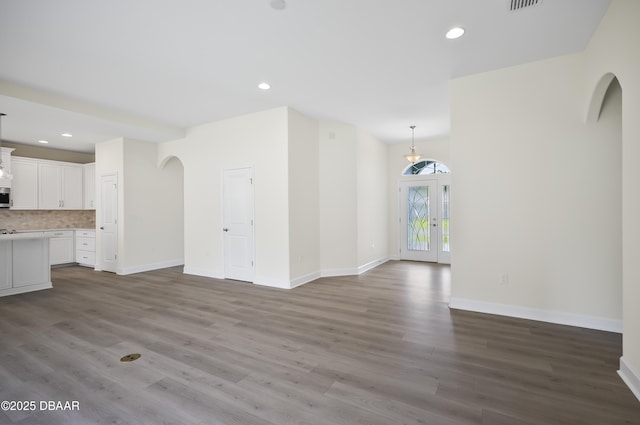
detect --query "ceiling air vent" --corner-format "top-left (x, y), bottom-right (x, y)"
top-left (510, 0), bottom-right (542, 12)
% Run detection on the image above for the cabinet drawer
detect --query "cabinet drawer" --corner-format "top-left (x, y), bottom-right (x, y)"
top-left (76, 230), bottom-right (95, 238)
top-left (44, 230), bottom-right (74, 238)
top-left (75, 250), bottom-right (96, 266)
top-left (76, 237), bottom-right (95, 251)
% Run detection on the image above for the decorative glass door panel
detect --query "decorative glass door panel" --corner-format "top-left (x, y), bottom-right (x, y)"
top-left (400, 180), bottom-right (438, 262)
top-left (407, 186), bottom-right (430, 252)
top-left (439, 183), bottom-right (451, 263)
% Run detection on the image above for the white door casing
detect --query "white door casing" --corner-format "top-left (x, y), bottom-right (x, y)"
top-left (399, 176), bottom-right (451, 264)
top-left (223, 167), bottom-right (255, 282)
top-left (438, 177), bottom-right (451, 264)
top-left (100, 174), bottom-right (118, 273)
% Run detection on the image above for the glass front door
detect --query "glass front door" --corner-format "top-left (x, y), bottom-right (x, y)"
top-left (399, 178), bottom-right (450, 263)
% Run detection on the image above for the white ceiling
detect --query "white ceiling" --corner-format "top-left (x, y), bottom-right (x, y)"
top-left (0, 0), bottom-right (611, 153)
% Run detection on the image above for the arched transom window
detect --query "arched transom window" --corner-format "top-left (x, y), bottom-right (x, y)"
top-left (403, 159), bottom-right (451, 176)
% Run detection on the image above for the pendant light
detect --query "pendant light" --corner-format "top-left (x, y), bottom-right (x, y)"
top-left (0, 113), bottom-right (12, 180)
top-left (404, 125), bottom-right (422, 164)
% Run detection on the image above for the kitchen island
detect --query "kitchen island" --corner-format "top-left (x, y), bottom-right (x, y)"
top-left (0, 232), bottom-right (52, 297)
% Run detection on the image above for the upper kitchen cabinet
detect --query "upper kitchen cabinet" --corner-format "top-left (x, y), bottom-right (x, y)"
top-left (84, 163), bottom-right (96, 210)
top-left (10, 157), bottom-right (39, 209)
top-left (0, 147), bottom-right (14, 188)
top-left (38, 161), bottom-right (83, 209)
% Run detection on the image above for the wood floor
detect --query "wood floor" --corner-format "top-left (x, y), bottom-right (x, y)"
top-left (0, 261), bottom-right (638, 425)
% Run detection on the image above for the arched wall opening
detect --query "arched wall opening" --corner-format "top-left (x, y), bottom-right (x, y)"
top-left (588, 73), bottom-right (623, 329)
top-left (586, 72), bottom-right (617, 124)
top-left (158, 154), bottom-right (185, 269)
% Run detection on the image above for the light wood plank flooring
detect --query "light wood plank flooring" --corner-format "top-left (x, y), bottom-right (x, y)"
top-left (0, 261), bottom-right (638, 425)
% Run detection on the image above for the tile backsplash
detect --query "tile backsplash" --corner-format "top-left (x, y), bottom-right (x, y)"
top-left (0, 210), bottom-right (96, 231)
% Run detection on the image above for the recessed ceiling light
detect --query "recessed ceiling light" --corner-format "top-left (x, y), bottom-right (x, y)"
top-left (258, 82), bottom-right (271, 90)
top-left (446, 27), bottom-right (465, 39)
top-left (270, 0), bottom-right (286, 10)
top-left (61, 133), bottom-right (72, 137)
top-left (38, 140), bottom-right (49, 144)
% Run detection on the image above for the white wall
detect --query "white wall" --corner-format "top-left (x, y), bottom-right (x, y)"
top-left (317, 120), bottom-right (388, 275)
top-left (95, 137), bottom-right (184, 274)
top-left (450, 51), bottom-right (622, 328)
top-left (159, 110), bottom-right (389, 288)
top-left (288, 108), bottom-right (320, 284)
top-left (583, 0), bottom-right (640, 398)
top-left (318, 121), bottom-right (358, 274)
top-left (356, 128), bottom-right (389, 268)
top-left (158, 107), bottom-right (290, 286)
top-left (122, 139), bottom-right (183, 273)
top-left (387, 138), bottom-right (450, 258)
top-left (449, 0), bottom-right (640, 398)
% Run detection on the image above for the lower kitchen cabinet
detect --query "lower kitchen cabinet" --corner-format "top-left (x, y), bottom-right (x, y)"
top-left (75, 229), bottom-right (96, 267)
top-left (12, 238), bottom-right (50, 287)
top-left (0, 235), bottom-right (52, 297)
top-left (0, 241), bottom-right (11, 290)
top-left (45, 230), bottom-right (75, 265)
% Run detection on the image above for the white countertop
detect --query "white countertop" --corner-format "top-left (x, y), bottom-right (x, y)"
top-left (0, 228), bottom-right (96, 240)
top-left (0, 231), bottom-right (52, 240)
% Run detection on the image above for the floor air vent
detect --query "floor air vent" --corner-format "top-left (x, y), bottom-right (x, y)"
top-left (510, 0), bottom-right (542, 12)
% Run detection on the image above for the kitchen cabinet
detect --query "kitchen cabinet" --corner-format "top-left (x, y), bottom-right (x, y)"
top-left (0, 233), bottom-right (52, 297)
top-left (10, 157), bottom-right (39, 209)
top-left (0, 147), bottom-right (14, 188)
top-left (38, 161), bottom-right (83, 209)
top-left (84, 162), bottom-right (96, 209)
top-left (13, 238), bottom-right (50, 287)
top-left (75, 229), bottom-right (96, 267)
top-left (45, 230), bottom-right (75, 265)
top-left (0, 241), bottom-right (11, 290)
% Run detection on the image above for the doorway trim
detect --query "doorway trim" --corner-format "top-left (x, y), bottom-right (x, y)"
top-left (398, 174), bottom-right (451, 264)
top-left (98, 173), bottom-right (118, 273)
top-left (222, 166), bottom-right (255, 283)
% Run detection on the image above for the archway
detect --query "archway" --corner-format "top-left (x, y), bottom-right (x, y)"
top-left (585, 72), bottom-right (617, 124)
top-left (157, 154), bottom-right (185, 270)
top-left (587, 73), bottom-right (623, 327)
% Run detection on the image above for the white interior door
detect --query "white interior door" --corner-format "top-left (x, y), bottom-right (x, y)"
top-left (223, 168), bottom-right (255, 282)
top-left (399, 178), bottom-right (451, 263)
top-left (100, 174), bottom-right (118, 273)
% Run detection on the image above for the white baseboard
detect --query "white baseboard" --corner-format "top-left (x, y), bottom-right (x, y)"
top-left (118, 259), bottom-right (184, 275)
top-left (358, 257), bottom-right (389, 274)
top-left (321, 267), bottom-right (359, 277)
top-left (183, 266), bottom-right (224, 280)
top-left (449, 297), bottom-right (622, 333)
top-left (253, 278), bottom-right (292, 290)
top-left (321, 257), bottom-right (389, 278)
top-left (181, 258), bottom-right (389, 290)
top-left (290, 271), bottom-right (322, 289)
top-left (619, 357), bottom-right (640, 402)
top-left (252, 257), bottom-right (390, 289)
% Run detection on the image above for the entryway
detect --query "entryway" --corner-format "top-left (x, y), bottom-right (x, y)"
top-left (398, 164), bottom-right (451, 264)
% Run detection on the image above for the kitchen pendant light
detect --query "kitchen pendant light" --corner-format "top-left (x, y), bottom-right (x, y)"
top-left (0, 113), bottom-right (12, 180)
top-left (404, 125), bottom-right (422, 164)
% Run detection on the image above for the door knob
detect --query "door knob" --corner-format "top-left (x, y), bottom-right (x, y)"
top-left (222, 228), bottom-right (229, 232)
top-left (100, 227), bottom-right (104, 230)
